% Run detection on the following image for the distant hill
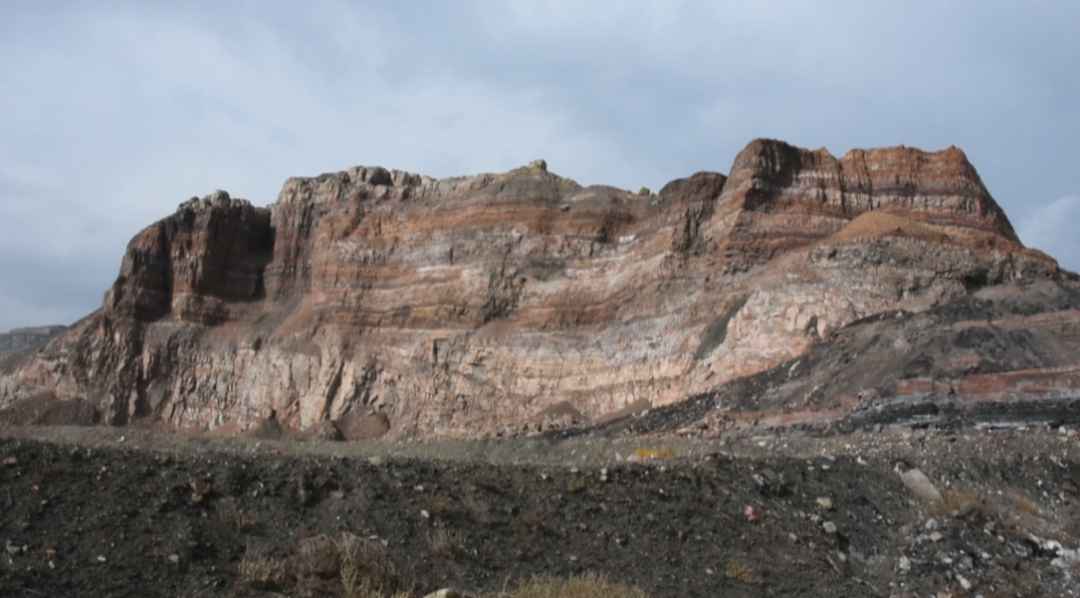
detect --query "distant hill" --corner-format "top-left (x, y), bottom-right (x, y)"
top-left (0, 326), bottom-right (66, 359)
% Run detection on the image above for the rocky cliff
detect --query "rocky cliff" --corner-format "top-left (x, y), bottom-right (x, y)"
top-left (0, 326), bottom-right (66, 360)
top-left (1, 139), bottom-right (1074, 438)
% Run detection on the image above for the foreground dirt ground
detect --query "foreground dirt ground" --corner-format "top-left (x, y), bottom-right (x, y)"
top-left (1, 425), bottom-right (1079, 598)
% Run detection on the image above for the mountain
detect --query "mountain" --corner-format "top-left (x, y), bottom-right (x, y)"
top-left (1, 139), bottom-right (1076, 438)
top-left (0, 326), bottom-right (66, 359)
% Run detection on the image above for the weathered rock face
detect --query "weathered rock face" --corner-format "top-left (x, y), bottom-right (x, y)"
top-left (104, 190), bottom-right (274, 324)
top-left (1, 139), bottom-right (1072, 438)
top-left (587, 277), bottom-right (1080, 437)
top-left (0, 326), bottom-right (66, 360)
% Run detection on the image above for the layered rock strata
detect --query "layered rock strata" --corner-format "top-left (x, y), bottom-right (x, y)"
top-left (583, 278), bottom-right (1080, 438)
top-left (0, 140), bottom-right (1071, 438)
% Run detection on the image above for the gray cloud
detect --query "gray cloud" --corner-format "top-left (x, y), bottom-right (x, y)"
top-left (1017, 197), bottom-right (1080, 274)
top-left (1, 1), bottom-right (1078, 331)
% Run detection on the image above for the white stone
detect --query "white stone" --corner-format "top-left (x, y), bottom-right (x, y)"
top-left (901, 469), bottom-right (943, 502)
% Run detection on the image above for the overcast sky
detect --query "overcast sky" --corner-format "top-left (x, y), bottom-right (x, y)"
top-left (1, 1), bottom-right (1078, 332)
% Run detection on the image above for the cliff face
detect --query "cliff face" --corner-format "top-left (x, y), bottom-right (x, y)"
top-left (1, 139), bottom-right (1071, 438)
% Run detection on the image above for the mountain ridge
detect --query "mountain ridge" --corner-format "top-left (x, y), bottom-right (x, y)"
top-left (0, 325), bottom-right (66, 360)
top-left (1, 138), bottom-right (1075, 439)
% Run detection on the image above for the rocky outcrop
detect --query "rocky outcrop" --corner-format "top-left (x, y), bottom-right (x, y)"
top-left (104, 190), bottom-right (274, 324)
top-left (0, 139), bottom-right (1071, 438)
top-left (585, 278), bottom-right (1080, 437)
top-left (0, 326), bottom-right (66, 360)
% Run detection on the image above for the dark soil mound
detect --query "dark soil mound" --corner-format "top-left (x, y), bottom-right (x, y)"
top-left (0, 393), bottom-right (100, 428)
top-left (1, 427), bottom-right (1078, 597)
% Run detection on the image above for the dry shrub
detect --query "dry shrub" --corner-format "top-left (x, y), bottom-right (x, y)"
top-left (337, 532), bottom-right (399, 593)
top-left (341, 564), bottom-right (406, 598)
top-left (340, 563), bottom-right (367, 598)
top-left (934, 488), bottom-right (993, 519)
top-left (240, 533), bottom-right (398, 597)
top-left (1008, 493), bottom-right (1041, 515)
top-left (218, 501), bottom-right (259, 532)
top-left (423, 494), bottom-right (451, 516)
top-left (473, 470), bottom-right (497, 490)
top-left (239, 552), bottom-right (287, 589)
top-left (504, 572), bottom-right (647, 598)
top-left (989, 491), bottom-right (1048, 539)
top-left (296, 534), bottom-right (342, 578)
top-left (428, 528), bottom-right (464, 559)
top-left (725, 564), bottom-right (757, 584)
top-left (520, 513), bottom-right (544, 531)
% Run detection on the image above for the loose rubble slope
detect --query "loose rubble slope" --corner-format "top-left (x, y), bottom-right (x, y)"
top-left (1, 426), bottom-right (1078, 598)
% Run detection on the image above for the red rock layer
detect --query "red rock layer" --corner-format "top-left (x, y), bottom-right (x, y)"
top-left (702, 140), bottom-right (1019, 274)
top-left (0, 140), bottom-right (1067, 437)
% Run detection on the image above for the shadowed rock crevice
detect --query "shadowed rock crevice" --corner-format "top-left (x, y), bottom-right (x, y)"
top-left (693, 295), bottom-right (748, 360)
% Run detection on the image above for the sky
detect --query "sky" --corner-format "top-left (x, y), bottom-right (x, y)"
top-left (1, 1), bottom-right (1078, 332)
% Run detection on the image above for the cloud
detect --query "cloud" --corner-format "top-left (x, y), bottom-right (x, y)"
top-left (0, 1), bottom-right (1078, 330)
top-left (1017, 196), bottom-right (1080, 273)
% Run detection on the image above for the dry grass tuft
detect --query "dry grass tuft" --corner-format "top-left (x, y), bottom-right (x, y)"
top-left (1008, 494), bottom-right (1041, 515)
top-left (934, 488), bottom-right (993, 519)
top-left (633, 446), bottom-right (677, 460)
top-left (520, 512), bottom-right (544, 531)
top-left (473, 470), bottom-right (497, 490)
top-left (341, 564), bottom-right (407, 598)
top-left (725, 563), bottom-right (757, 584)
top-left (565, 475), bottom-right (586, 494)
top-left (336, 533), bottom-right (399, 593)
top-left (238, 552), bottom-right (287, 589)
top-left (295, 533), bottom-right (342, 578)
top-left (218, 501), bottom-right (260, 532)
top-left (428, 528), bottom-right (465, 559)
top-left (239, 533), bottom-right (398, 597)
top-left (503, 572), bottom-right (647, 598)
top-left (423, 494), bottom-right (451, 516)
top-left (994, 492), bottom-right (1054, 541)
